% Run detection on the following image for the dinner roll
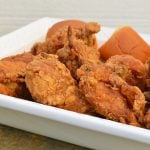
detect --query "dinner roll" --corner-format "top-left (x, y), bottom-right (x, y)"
top-left (46, 20), bottom-right (85, 39)
top-left (99, 26), bottom-right (150, 63)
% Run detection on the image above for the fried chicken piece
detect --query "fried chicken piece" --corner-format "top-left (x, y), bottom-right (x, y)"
top-left (25, 53), bottom-right (91, 113)
top-left (105, 55), bottom-right (146, 90)
top-left (78, 64), bottom-right (146, 126)
top-left (57, 37), bottom-right (100, 78)
top-left (0, 52), bottom-right (33, 82)
top-left (31, 22), bottom-right (100, 55)
top-left (31, 22), bottom-right (100, 78)
top-left (0, 60), bottom-right (26, 83)
top-left (56, 25), bottom-right (100, 78)
top-left (0, 52), bottom-right (33, 98)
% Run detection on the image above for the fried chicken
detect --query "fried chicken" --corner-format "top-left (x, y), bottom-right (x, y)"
top-left (0, 52), bottom-right (33, 98)
top-left (1, 19), bottom-right (149, 129)
top-left (105, 55), bottom-right (146, 90)
top-left (31, 22), bottom-right (100, 78)
top-left (78, 64), bottom-right (146, 126)
top-left (31, 22), bottom-right (100, 55)
top-left (57, 35), bottom-right (100, 78)
top-left (25, 53), bottom-right (91, 113)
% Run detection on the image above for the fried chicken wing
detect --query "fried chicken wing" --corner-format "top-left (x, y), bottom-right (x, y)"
top-left (0, 52), bottom-right (33, 98)
top-left (25, 53), bottom-right (91, 113)
top-left (78, 64), bottom-right (146, 126)
top-left (105, 55), bottom-right (146, 90)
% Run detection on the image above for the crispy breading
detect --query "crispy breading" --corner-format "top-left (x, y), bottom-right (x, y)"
top-left (57, 37), bottom-right (100, 78)
top-left (31, 22), bottom-right (100, 78)
top-left (105, 55), bottom-right (146, 90)
top-left (78, 64), bottom-right (146, 126)
top-left (0, 52), bottom-right (33, 98)
top-left (25, 53), bottom-right (91, 113)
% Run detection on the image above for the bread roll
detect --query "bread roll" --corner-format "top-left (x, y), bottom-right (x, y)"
top-left (99, 26), bottom-right (150, 63)
top-left (46, 20), bottom-right (85, 39)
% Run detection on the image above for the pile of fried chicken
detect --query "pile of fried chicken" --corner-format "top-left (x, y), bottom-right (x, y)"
top-left (1, 20), bottom-right (150, 129)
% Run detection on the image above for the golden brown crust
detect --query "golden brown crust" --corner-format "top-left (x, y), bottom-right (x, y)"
top-left (78, 64), bottom-right (146, 126)
top-left (105, 55), bottom-right (146, 90)
top-left (25, 53), bottom-right (91, 113)
top-left (31, 22), bottom-right (100, 79)
top-left (57, 35), bottom-right (101, 78)
top-left (0, 52), bottom-right (33, 83)
top-left (0, 52), bottom-right (33, 98)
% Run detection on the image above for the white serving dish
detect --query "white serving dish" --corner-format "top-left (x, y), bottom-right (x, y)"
top-left (0, 17), bottom-right (150, 150)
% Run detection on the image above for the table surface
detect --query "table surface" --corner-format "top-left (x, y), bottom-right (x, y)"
top-left (0, 0), bottom-right (149, 149)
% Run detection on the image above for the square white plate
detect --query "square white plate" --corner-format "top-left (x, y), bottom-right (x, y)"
top-left (0, 17), bottom-right (150, 150)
